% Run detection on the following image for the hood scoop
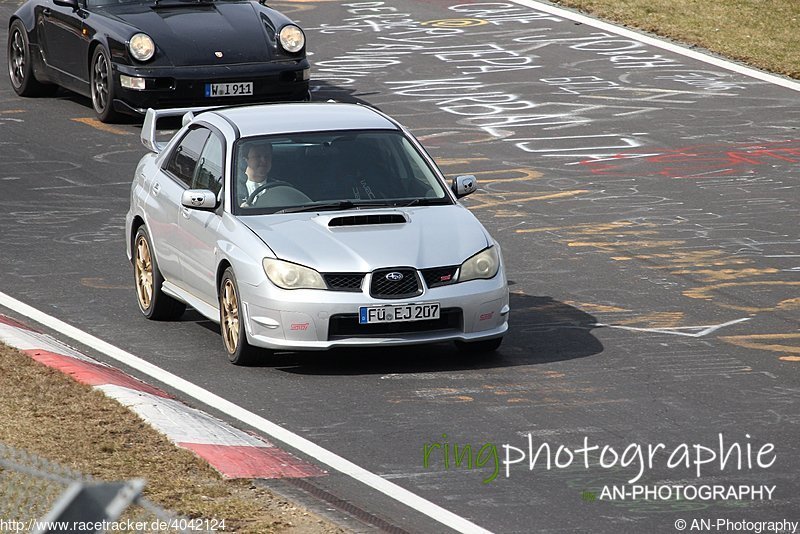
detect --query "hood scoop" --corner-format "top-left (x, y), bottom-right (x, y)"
top-left (328, 213), bottom-right (407, 227)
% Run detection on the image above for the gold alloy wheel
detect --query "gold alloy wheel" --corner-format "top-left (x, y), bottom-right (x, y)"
top-left (221, 278), bottom-right (240, 353)
top-left (134, 235), bottom-right (154, 311)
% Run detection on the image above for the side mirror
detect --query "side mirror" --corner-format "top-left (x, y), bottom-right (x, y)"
top-left (53, 0), bottom-right (79, 9)
top-left (451, 174), bottom-right (477, 198)
top-left (181, 189), bottom-right (218, 210)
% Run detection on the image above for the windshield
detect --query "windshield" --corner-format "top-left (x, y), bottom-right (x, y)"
top-left (87, 0), bottom-right (240, 7)
top-left (233, 130), bottom-right (451, 214)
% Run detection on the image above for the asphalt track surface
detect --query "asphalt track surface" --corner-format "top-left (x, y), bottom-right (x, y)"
top-left (1, 0), bottom-right (799, 532)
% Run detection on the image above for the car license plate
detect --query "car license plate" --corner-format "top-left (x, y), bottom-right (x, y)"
top-left (359, 303), bottom-right (440, 324)
top-left (205, 82), bottom-right (253, 97)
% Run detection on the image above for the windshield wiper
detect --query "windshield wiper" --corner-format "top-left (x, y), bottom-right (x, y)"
top-left (276, 201), bottom-right (357, 214)
top-left (401, 198), bottom-right (449, 207)
top-left (276, 200), bottom-right (405, 214)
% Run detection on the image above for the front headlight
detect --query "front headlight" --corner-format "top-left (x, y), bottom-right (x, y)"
top-left (263, 258), bottom-right (325, 290)
top-left (278, 25), bottom-right (305, 53)
top-left (129, 33), bottom-right (155, 62)
top-left (458, 247), bottom-right (500, 282)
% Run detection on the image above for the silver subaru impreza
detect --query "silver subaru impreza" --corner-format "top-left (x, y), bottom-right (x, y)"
top-left (125, 102), bottom-right (509, 364)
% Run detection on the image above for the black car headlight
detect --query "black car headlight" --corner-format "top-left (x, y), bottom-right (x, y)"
top-left (263, 258), bottom-right (325, 290)
top-left (458, 247), bottom-right (500, 282)
top-left (278, 25), bottom-right (305, 53)
top-left (129, 33), bottom-right (155, 62)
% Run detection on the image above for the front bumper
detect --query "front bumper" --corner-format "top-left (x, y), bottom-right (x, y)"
top-left (111, 60), bottom-right (311, 114)
top-left (238, 274), bottom-right (510, 351)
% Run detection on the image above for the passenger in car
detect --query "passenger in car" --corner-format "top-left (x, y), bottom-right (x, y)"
top-left (331, 138), bottom-right (395, 200)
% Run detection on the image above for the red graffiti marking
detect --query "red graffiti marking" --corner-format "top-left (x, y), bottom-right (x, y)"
top-left (578, 140), bottom-right (800, 178)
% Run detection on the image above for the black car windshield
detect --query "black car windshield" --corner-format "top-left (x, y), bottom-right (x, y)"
top-left (233, 130), bottom-right (451, 215)
top-left (87, 0), bottom-right (239, 7)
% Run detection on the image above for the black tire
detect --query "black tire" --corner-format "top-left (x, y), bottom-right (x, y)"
top-left (90, 46), bottom-right (121, 123)
top-left (219, 268), bottom-right (262, 365)
top-left (7, 20), bottom-right (56, 97)
top-left (133, 226), bottom-right (186, 320)
top-left (455, 337), bottom-right (503, 354)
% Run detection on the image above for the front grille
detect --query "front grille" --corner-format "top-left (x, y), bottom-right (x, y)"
top-left (370, 268), bottom-right (421, 299)
top-left (421, 266), bottom-right (459, 288)
top-left (324, 273), bottom-right (364, 292)
top-left (152, 78), bottom-right (174, 90)
top-left (139, 78), bottom-right (308, 108)
top-left (328, 308), bottom-right (463, 338)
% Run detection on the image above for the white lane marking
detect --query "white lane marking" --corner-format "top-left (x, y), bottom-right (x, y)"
top-left (595, 317), bottom-right (751, 337)
top-left (97, 384), bottom-right (271, 448)
top-left (0, 292), bottom-right (491, 534)
top-left (509, 0), bottom-right (800, 92)
top-left (0, 321), bottom-right (98, 362)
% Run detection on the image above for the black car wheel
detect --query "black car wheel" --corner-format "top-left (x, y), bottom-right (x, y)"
top-left (90, 46), bottom-right (120, 123)
top-left (133, 226), bottom-right (186, 320)
top-left (219, 268), bottom-right (262, 366)
top-left (7, 20), bottom-right (56, 97)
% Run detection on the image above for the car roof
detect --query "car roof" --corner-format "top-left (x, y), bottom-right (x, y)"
top-left (206, 102), bottom-right (399, 138)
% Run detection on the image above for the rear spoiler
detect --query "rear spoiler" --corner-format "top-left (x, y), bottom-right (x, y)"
top-left (141, 106), bottom-right (219, 153)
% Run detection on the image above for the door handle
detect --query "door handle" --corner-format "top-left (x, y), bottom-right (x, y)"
top-left (181, 207), bottom-right (191, 219)
top-left (42, 7), bottom-right (51, 15)
top-left (151, 182), bottom-right (161, 196)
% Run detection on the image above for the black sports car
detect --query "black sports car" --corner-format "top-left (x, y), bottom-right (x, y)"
top-left (7, 0), bottom-right (310, 122)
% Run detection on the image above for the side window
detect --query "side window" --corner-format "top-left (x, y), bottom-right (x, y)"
top-left (193, 133), bottom-right (224, 194)
top-left (165, 127), bottom-right (211, 187)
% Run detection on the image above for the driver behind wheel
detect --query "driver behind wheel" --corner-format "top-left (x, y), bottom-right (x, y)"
top-left (238, 142), bottom-right (275, 206)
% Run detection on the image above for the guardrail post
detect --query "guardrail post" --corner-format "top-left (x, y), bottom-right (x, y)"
top-left (32, 479), bottom-right (145, 533)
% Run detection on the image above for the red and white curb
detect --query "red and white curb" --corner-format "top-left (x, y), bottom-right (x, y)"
top-left (0, 314), bottom-right (325, 479)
